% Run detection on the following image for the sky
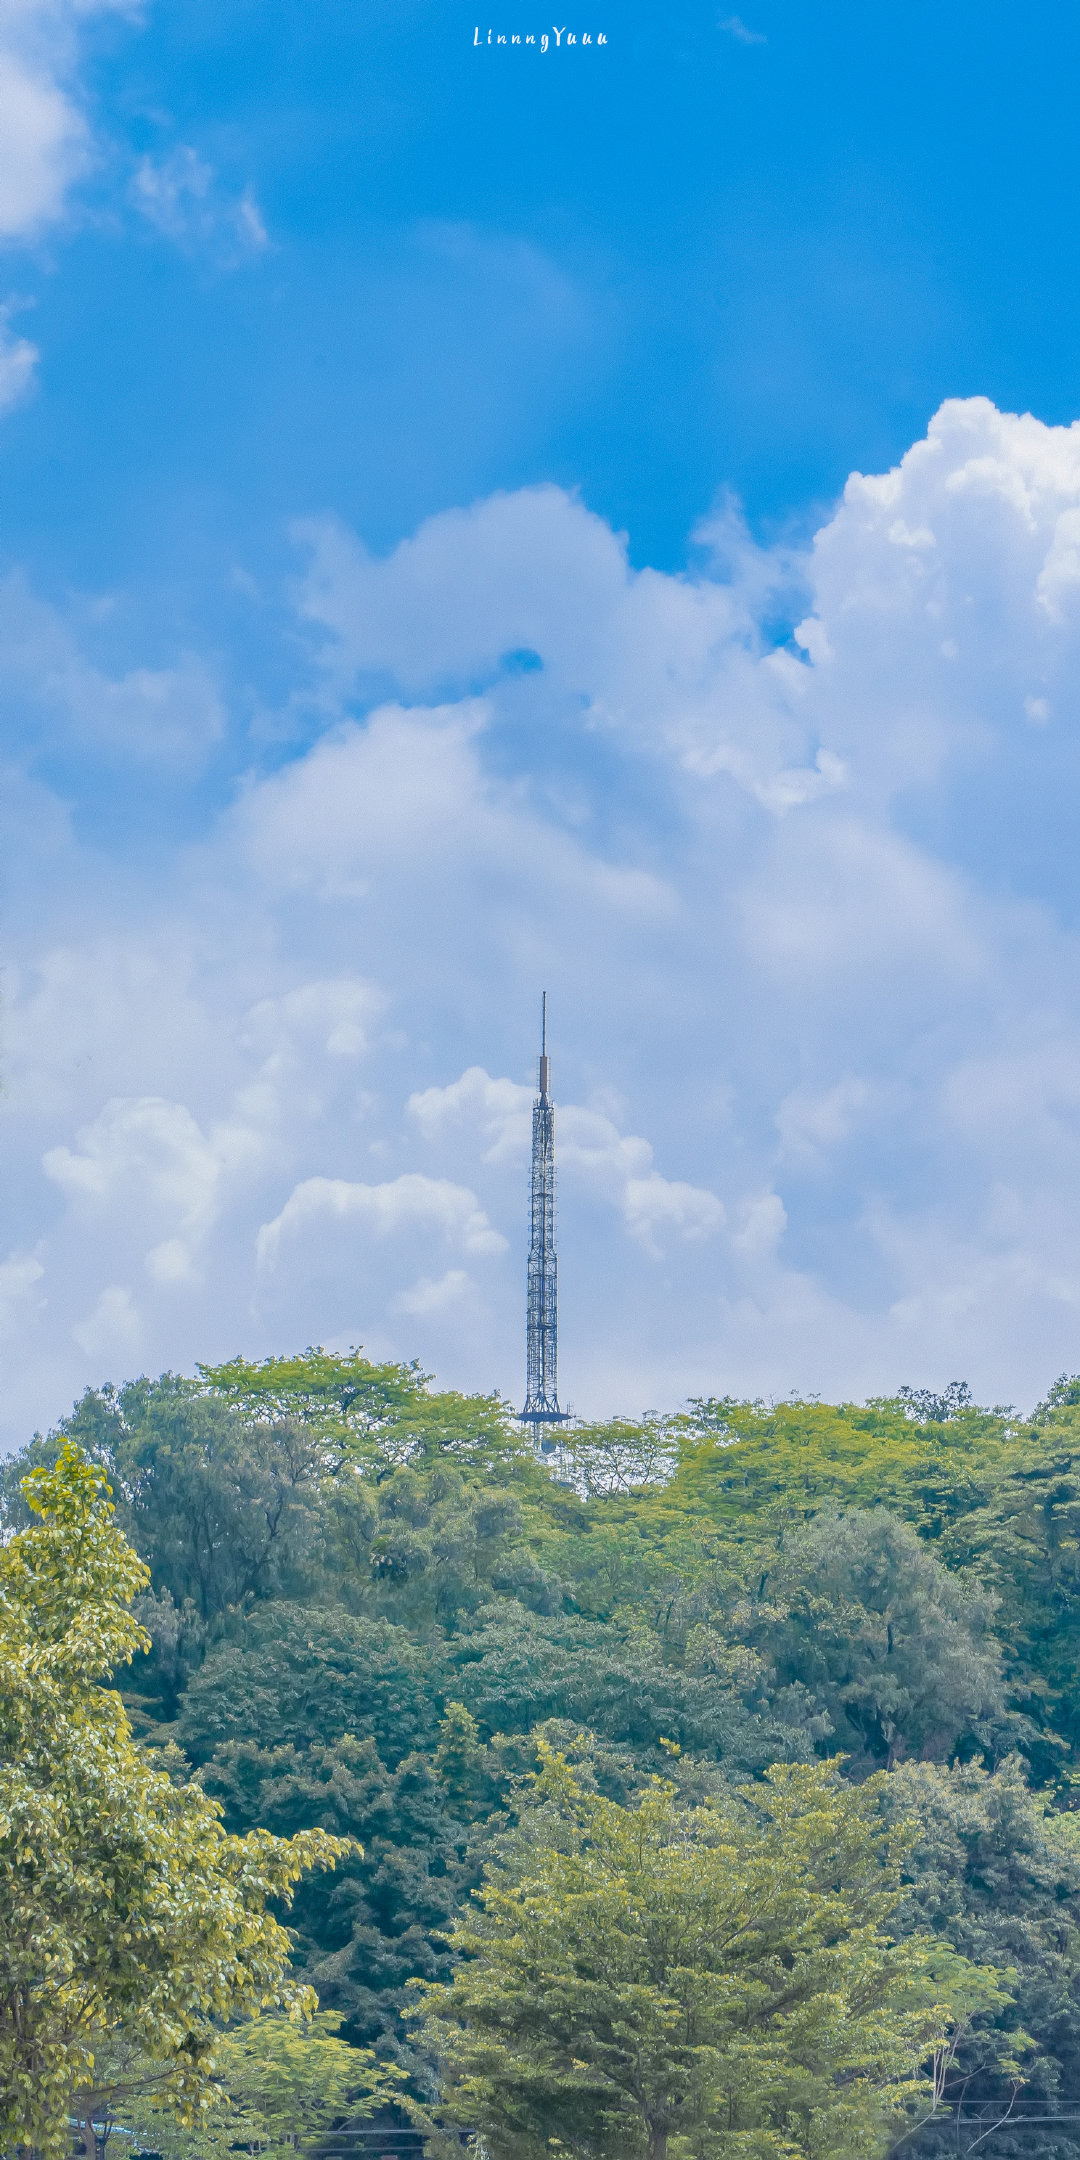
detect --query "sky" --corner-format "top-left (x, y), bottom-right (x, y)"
top-left (5, 0), bottom-right (1080, 1444)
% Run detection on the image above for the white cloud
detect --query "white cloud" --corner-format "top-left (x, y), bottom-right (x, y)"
top-left (233, 978), bottom-right (386, 1131)
top-left (719, 14), bottom-right (766, 42)
top-left (0, 43), bottom-right (85, 235)
top-left (559, 1105), bottom-right (725, 1252)
top-left (17, 400), bottom-right (1080, 1437)
top-left (0, 308), bottom-right (36, 409)
top-left (408, 1067), bottom-right (533, 1162)
top-left (44, 1096), bottom-right (236, 1230)
top-left (235, 698), bottom-right (673, 926)
top-left (408, 1067), bottom-right (726, 1257)
top-left (0, 0), bottom-right (138, 240)
top-left (731, 1192), bottom-right (786, 1260)
top-left (290, 494), bottom-right (822, 812)
top-left (3, 937), bottom-right (218, 1121)
top-left (240, 979), bottom-right (384, 1064)
top-left (131, 146), bottom-right (269, 257)
top-left (0, 1250), bottom-right (45, 1338)
top-left (145, 1237), bottom-right (200, 1287)
top-left (0, 570), bottom-right (226, 765)
top-left (623, 1174), bottom-right (726, 1255)
top-left (42, 1097), bottom-right (265, 1297)
top-left (392, 1268), bottom-right (476, 1317)
top-left (255, 1173), bottom-right (508, 1272)
top-left (72, 1283), bottom-right (141, 1361)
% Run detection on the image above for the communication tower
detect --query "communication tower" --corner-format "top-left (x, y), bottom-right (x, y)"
top-left (520, 993), bottom-right (568, 1433)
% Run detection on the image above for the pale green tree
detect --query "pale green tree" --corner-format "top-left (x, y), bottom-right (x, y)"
top-left (0, 1440), bottom-right (353, 2158)
top-left (413, 1747), bottom-right (1008, 2160)
top-left (82, 2012), bottom-right (405, 2160)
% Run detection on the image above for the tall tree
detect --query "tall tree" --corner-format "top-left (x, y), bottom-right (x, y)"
top-left (198, 1346), bottom-right (532, 1479)
top-left (413, 1747), bottom-right (996, 2160)
top-left (726, 1507), bottom-right (1012, 1772)
top-left (0, 1440), bottom-right (350, 2159)
top-left (882, 1756), bottom-right (1080, 2156)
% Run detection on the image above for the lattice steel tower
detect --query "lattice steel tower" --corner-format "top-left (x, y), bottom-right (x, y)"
top-left (521, 993), bottom-right (568, 1430)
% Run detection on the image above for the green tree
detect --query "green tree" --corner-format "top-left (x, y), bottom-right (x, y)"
top-left (725, 1508), bottom-right (1011, 1773)
top-left (665, 1395), bottom-right (1017, 1545)
top-left (175, 1599), bottom-right (443, 1765)
top-left (556, 1418), bottom-right (678, 1497)
top-left (198, 1346), bottom-right (533, 1480)
top-left (0, 1375), bottom-right (335, 1723)
top-left (941, 1408), bottom-right (1080, 1770)
top-left (881, 1756), bottom-right (1080, 2156)
top-left (413, 1747), bottom-right (991, 2160)
top-left (0, 1440), bottom-right (350, 2159)
top-left (106, 2011), bottom-right (404, 2160)
top-left (64, 1374), bottom-right (330, 1620)
top-left (446, 1604), bottom-right (821, 1770)
top-left (196, 1713), bottom-right (505, 2067)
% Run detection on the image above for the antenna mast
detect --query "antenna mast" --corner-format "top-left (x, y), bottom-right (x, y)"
top-left (521, 993), bottom-right (567, 1434)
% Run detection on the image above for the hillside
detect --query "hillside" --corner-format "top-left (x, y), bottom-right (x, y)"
top-left (8, 1353), bottom-right (1080, 2156)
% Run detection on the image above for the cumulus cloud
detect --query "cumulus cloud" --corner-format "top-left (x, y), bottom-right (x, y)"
top-left (240, 979), bottom-right (384, 1064)
top-left (0, 0), bottom-right (137, 239)
top-left (623, 1174), bottom-right (726, 1254)
top-left (290, 492), bottom-right (824, 813)
top-left (0, 570), bottom-right (226, 767)
top-left (72, 1282), bottom-right (141, 1361)
top-left (408, 1067), bottom-right (725, 1256)
top-left (558, 1106), bottom-right (725, 1253)
top-left (14, 399), bottom-right (1080, 1439)
top-left (408, 1066), bottom-right (533, 1161)
top-left (43, 1095), bottom-right (257, 1230)
top-left (255, 1173), bottom-right (507, 1271)
top-left (0, 1250), bottom-right (45, 1339)
top-left (392, 1268), bottom-right (476, 1317)
top-left (41, 1094), bottom-right (268, 1299)
top-left (235, 697), bottom-right (673, 923)
top-left (289, 398), bottom-right (1080, 838)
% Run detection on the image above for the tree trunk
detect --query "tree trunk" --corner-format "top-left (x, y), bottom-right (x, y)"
top-left (72, 2107), bottom-right (96, 2160)
top-left (648, 2130), bottom-right (668, 2160)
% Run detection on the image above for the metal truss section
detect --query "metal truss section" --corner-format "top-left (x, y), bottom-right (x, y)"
top-left (520, 995), bottom-right (567, 1430)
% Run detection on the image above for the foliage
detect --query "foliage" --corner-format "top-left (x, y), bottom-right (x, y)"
top-left (940, 1411), bottom-right (1080, 1769)
top-left (110, 2012), bottom-right (404, 2160)
top-left (413, 1747), bottom-right (992, 2160)
top-left (896, 1382), bottom-right (977, 1425)
top-left (198, 1720), bottom-right (494, 2067)
top-left (198, 1346), bottom-right (534, 1479)
top-left (0, 1441), bottom-right (349, 2159)
top-left (878, 1755), bottom-right (1080, 2155)
top-left (554, 1417), bottom-right (678, 1496)
top-left (13, 1362), bottom-right (1080, 2147)
top-left (663, 1395), bottom-right (1018, 1543)
top-left (176, 1600), bottom-right (443, 1765)
top-left (445, 1603), bottom-right (823, 1769)
top-left (722, 1507), bottom-right (1011, 1773)
top-left (345, 1460), bottom-right (562, 1628)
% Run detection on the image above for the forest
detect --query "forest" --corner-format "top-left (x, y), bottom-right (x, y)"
top-left (8, 1352), bottom-right (1080, 2158)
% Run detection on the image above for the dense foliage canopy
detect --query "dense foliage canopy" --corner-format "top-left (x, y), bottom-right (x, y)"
top-left (0, 1442), bottom-right (356, 2158)
top-left (10, 1353), bottom-right (1080, 2153)
top-left (414, 1747), bottom-right (979, 2160)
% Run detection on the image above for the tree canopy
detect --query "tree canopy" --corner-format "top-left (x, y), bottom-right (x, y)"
top-left (8, 1355), bottom-right (1080, 2154)
top-left (0, 1440), bottom-right (351, 2158)
top-left (413, 1747), bottom-right (996, 2160)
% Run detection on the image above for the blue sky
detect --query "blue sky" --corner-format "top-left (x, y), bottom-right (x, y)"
top-left (5, 0), bottom-right (1080, 1443)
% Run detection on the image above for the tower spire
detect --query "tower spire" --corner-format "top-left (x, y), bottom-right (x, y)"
top-left (521, 994), bottom-right (567, 1432)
